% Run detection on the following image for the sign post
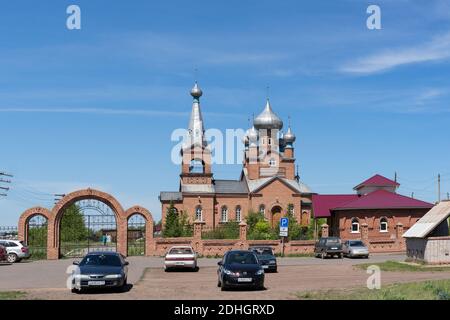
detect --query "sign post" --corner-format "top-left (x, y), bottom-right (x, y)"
top-left (279, 217), bottom-right (289, 257)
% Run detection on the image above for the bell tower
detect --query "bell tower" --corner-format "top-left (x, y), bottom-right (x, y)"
top-left (180, 82), bottom-right (213, 185)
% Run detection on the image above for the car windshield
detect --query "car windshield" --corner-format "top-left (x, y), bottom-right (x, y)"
top-left (252, 248), bottom-right (273, 256)
top-left (79, 254), bottom-right (122, 267)
top-left (169, 247), bottom-right (193, 255)
top-left (226, 252), bottom-right (258, 265)
top-left (349, 241), bottom-right (365, 247)
top-left (326, 238), bottom-right (341, 244)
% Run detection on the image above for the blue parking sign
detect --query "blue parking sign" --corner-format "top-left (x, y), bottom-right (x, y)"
top-left (280, 217), bottom-right (289, 228)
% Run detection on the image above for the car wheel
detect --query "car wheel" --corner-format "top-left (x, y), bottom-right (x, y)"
top-left (221, 284), bottom-right (227, 291)
top-left (7, 253), bottom-right (18, 263)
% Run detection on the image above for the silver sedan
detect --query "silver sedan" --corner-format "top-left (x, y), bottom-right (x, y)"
top-left (342, 240), bottom-right (369, 258)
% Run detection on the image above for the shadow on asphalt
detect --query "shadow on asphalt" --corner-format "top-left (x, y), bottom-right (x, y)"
top-left (74, 284), bottom-right (134, 295)
top-left (164, 267), bottom-right (200, 272)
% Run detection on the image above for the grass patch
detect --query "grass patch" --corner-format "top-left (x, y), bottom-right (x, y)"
top-left (0, 291), bottom-right (27, 300)
top-left (354, 260), bottom-right (450, 272)
top-left (296, 279), bottom-right (450, 300)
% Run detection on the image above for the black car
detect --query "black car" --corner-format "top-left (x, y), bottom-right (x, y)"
top-left (251, 246), bottom-right (277, 272)
top-left (314, 237), bottom-right (343, 259)
top-left (71, 252), bottom-right (129, 293)
top-left (217, 250), bottom-right (265, 291)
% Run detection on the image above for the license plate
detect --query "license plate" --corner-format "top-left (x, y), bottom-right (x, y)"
top-left (175, 262), bottom-right (185, 266)
top-left (88, 281), bottom-right (105, 286)
top-left (237, 278), bottom-right (252, 283)
top-left (262, 265), bottom-right (269, 269)
top-left (331, 247), bottom-right (338, 250)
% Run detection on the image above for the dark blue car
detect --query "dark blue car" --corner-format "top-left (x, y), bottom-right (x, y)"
top-left (71, 252), bottom-right (129, 293)
top-left (217, 250), bottom-right (265, 291)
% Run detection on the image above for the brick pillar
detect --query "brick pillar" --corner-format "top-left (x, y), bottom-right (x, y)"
top-left (361, 223), bottom-right (369, 245)
top-left (145, 219), bottom-right (154, 256)
top-left (194, 220), bottom-right (205, 240)
top-left (239, 221), bottom-right (247, 241)
top-left (321, 224), bottom-right (329, 238)
top-left (116, 217), bottom-right (127, 256)
top-left (396, 222), bottom-right (405, 250)
top-left (47, 216), bottom-right (58, 260)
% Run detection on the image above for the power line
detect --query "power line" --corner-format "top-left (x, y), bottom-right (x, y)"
top-left (0, 172), bottom-right (13, 198)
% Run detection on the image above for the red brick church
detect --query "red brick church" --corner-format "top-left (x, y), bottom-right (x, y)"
top-left (160, 82), bottom-right (433, 243)
top-left (160, 82), bottom-right (313, 228)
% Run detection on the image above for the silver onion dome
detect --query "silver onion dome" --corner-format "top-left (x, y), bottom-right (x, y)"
top-left (190, 81), bottom-right (203, 99)
top-left (283, 126), bottom-right (296, 144)
top-left (253, 99), bottom-right (283, 130)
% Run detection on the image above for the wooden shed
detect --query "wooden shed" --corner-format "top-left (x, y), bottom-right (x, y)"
top-left (403, 201), bottom-right (450, 264)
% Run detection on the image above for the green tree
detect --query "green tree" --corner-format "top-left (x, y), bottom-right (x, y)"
top-left (163, 203), bottom-right (193, 237)
top-left (60, 204), bottom-right (88, 242)
top-left (246, 210), bottom-right (278, 240)
top-left (163, 202), bottom-right (180, 237)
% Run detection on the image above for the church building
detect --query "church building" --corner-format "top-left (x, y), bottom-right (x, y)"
top-left (160, 82), bottom-right (313, 228)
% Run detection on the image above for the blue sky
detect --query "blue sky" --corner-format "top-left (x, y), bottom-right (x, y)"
top-left (1, 0), bottom-right (450, 225)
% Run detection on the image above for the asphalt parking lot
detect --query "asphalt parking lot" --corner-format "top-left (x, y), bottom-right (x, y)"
top-left (11, 254), bottom-right (450, 300)
top-left (3, 254), bottom-right (450, 300)
top-left (0, 254), bottom-right (405, 291)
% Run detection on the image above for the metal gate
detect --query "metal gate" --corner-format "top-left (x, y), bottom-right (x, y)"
top-left (27, 216), bottom-right (47, 260)
top-left (59, 200), bottom-right (117, 258)
top-left (127, 214), bottom-right (146, 256)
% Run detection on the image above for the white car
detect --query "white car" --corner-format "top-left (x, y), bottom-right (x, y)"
top-left (0, 240), bottom-right (31, 263)
top-left (164, 246), bottom-right (198, 271)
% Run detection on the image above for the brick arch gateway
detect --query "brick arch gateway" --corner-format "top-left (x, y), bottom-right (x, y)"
top-left (18, 188), bottom-right (155, 260)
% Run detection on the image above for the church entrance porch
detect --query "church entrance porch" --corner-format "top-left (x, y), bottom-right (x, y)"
top-left (271, 205), bottom-right (283, 228)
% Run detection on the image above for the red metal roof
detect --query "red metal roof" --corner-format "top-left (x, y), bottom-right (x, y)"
top-left (353, 174), bottom-right (400, 190)
top-left (312, 190), bottom-right (433, 218)
top-left (333, 189), bottom-right (433, 210)
top-left (312, 194), bottom-right (359, 218)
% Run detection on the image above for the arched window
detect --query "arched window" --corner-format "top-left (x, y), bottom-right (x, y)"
top-left (351, 218), bottom-right (360, 233)
top-left (259, 204), bottom-right (265, 216)
top-left (235, 206), bottom-right (242, 222)
top-left (380, 217), bottom-right (388, 232)
top-left (195, 206), bottom-right (203, 221)
top-left (189, 159), bottom-right (204, 174)
top-left (221, 206), bottom-right (228, 222)
top-left (269, 158), bottom-right (276, 167)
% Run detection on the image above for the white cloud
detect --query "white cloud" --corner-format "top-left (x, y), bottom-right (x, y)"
top-left (340, 32), bottom-right (450, 74)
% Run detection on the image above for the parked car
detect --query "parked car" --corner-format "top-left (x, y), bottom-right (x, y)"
top-left (164, 246), bottom-right (198, 271)
top-left (250, 246), bottom-right (277, 272)
top-left (71, 252), bottom-right (129, 293)
top-left (0, 244), bottom-right (7, 263)
top-left (343, 240), bottom-right (369, 258)
top-left (217, 250), bottom-right (265, 291)
top-left (314, 237), bottom-right (343, 259)
top-left (0, 240), bottom-right (30, 263)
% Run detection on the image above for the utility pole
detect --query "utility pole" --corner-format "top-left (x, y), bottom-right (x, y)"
top-left (438, 174), bottom-right (441, 203)
top-left (394, 171), bottom-right (397, 183)
top-left (411, 192), bottom-right (414, 199)
top-left (447, 192), bottom-right (449, 201)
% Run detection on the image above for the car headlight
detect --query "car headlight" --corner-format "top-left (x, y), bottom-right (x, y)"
top-left (73, 274), bottom-right (89, 280)
top-left (223, 269), bottom-right (234, 275)
top-left (256, 269), bottom-right (264, 275)
top-left (269, 260), bottom-right (276, 264)
top-left (105, 274), bottom-right (122, 279)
